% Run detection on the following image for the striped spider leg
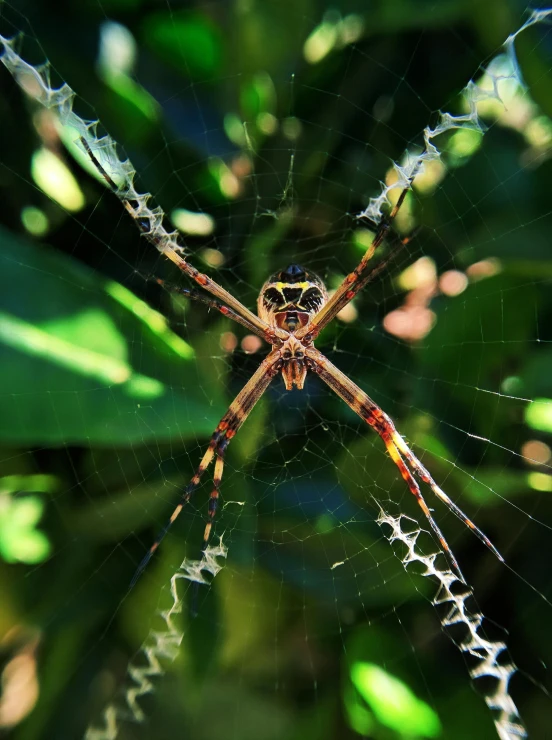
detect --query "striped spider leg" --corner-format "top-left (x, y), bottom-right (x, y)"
top-left (295, 176), bottom-right (413, 344)
top-left (131, 348), bottom-right (283, 589)
top-left (76, 139), bottom-right (293, 585)
top-left (145, 275), bottom-right (270, 336)
top-left (78, 136), bottom-right (287, 348)
top-left (305, 347), bottom-right (504, 582)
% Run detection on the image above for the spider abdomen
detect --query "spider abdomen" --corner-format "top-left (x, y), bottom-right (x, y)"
top-left (257, 264), bottom-right (328, 333)
top-left (274, 310), bottom-right (310, 332)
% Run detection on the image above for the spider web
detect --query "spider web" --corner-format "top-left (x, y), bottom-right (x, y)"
top-left (0, 2), bottom-right (552, 739)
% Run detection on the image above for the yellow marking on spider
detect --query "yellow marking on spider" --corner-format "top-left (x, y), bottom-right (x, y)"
top-left (214, 456), bottom-right (224, 481)
top-left (385, 443), bottom-right (403, 465)
top-left (274, 281), bottom-right (311, 291)
top-left (392, 435), bottom-right (416, 455)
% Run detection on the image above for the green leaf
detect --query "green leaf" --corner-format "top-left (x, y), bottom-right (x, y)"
top-left (144, 12), bottom-right (221, 78)
top-left (349, 662), bottom-right (442, 738)
top-left (525, 398), bottom-right (552, 433)
top-left (0, 494), bottom-right (51, 564)
top-left (0, 226), bottom-right (226, 445)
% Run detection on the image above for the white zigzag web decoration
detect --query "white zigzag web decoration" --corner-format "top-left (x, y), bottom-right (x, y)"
top-left (377, 511), bottom-right (525, 740)
top-left (85, 539), bottom-right (227, 740)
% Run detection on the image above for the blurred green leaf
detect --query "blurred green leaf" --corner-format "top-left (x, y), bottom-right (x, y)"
top-left (144, 11), bottom-right (221, 78)
top-left (103, 72), bottom-right (159, 129)
top-left (525, 398), bottom-right (552, 433)
top-left (0, 226), bottom-right (225, 445)
top-left (348, 662), bottom-right (442, 738)
top-left (0, 493), bottom-right (51, 564)
top-left (240, 71), bottom-right (276, 121)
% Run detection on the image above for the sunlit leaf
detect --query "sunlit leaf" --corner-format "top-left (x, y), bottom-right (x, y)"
top-left (349, 662), bottom-right (442, 737)
top-left (525, 398), bottom-right (552, 433)
top-left (31, 148), bottom-right (85, 212)
top-left (0, 226), bottom-right (225, 445)
top-left (0, 494), bottom-right (51, 564)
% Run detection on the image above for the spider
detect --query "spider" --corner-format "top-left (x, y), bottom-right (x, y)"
top-left (79, 137), bottom-right (503, 589)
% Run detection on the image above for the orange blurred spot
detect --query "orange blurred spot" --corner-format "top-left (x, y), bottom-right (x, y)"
top-left (466, 258), bottom-right (501, 281)
top-left (337, 301), bottom-right (358, 323)
top-left (383, 306), bottom-right (436, 342)
top-left (220, 332), bottom-right (238, 353)
top-left (439, 270), bottom-right (468, 296)
top-left (201, 247), bottom-right (224, 268)
top-left (241, 335), bottom-right (263, 354)
top-left (33, 109), bottom-right (59, 148)
top-left (521, 440), bottom-right (552, 465)
top-left (0, 653), bottom-right (39, 728)
top-left (231, 154), bottom-right (253, 179)
top-left (398, 256), bottom-right (437, 292)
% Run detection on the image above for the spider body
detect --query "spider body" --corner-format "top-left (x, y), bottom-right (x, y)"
top-left (257, 264), bottom-right (328, 389)
top-left (258, 263), bottom-right (327, 333)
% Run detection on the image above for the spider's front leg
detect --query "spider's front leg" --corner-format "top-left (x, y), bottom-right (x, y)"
top-left (130, 348), bottom-right (283, 589)
top-left (78, 136), bottom-right (287, 347)
top-left (142, 274), bottom-right (281, 343)
top-left (296, 177), bottom-right (417, 343)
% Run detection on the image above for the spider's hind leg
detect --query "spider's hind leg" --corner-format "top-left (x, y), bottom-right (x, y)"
top-left (129, 348), bottom-right (282, 592)
top-left (382, 430), bottom-right (466, 582)
top-left (201, 446), bottom-right (227, 554)
top-left (393, 435), bottom-right (505, 563)
top-left (128, 429), bottom-right (221, 590)
top-left (306, 346), bottom-right (505, 583)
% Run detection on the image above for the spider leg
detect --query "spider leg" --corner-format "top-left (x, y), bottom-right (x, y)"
top-left (188, 446), bottom-right (228, 616)
top-left (129, 348), bottom-right (282, 589)
top-left (382, 435), bottom-right (465, 581)
top-left (296, 176), bottom-right (420, 343)
top-left (79, 136), bottom-right (287, 346)
top-left (393, 435), bottom-right (504, 561)
top-left (143, 275), bottom-right (271, 339)
top-left (202, 446), bottom-right (226, 551)
top-left (129, 429), bottom-right (218, 589)
top-left (306, 347), bottom-right (504, 581)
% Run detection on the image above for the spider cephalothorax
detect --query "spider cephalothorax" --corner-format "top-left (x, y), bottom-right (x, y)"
top-left (257, 263), bottom-right (328, 333)
top-left (276, 336), bottom-right (308, 391)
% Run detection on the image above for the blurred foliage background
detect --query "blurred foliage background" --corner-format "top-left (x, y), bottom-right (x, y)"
top-left (0, 0), bottom-right (552, 738)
